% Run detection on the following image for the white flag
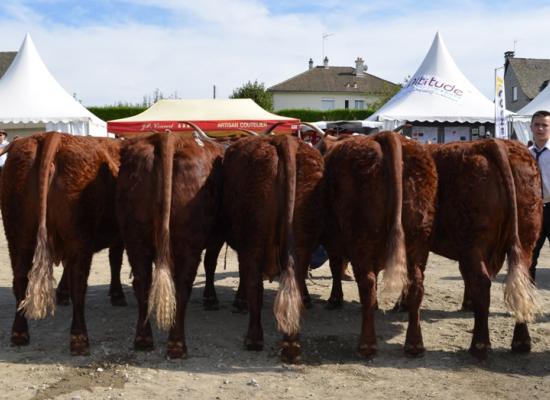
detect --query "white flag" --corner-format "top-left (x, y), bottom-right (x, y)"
top-left (495, 68), bottom-right (508, 139)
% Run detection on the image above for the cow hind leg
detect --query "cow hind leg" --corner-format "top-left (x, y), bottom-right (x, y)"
top-left (108, 242), bottom-right (127, 307)
top-left (241, 253), bottom-right (264, 351)
top-left (167, 251), bottom-right (201, 359)
top-left (66, 252), bottom-right (93, 356)
top-left (232, 270), bottom-right (248, 314)
top-left (404, 261), bottom-right (425, 357)
top-left (459, 263), bottom-right (474, 312)
top-left (202, 239), bottom-right (223, 311)
top-left (295, 246), bottom-right (313, 309)
top-left (326, 254), bottom-right (345, 310)
top-left (462, 259), bottom-right (492, 359)
top-left (56, 266), bottom-right (71, 306)
top-left (11, 250), bottom-right (34, 346)
top-left (127, 250), bottom-right (154, 351)
top-left (355, 267), bottom-right (378, 358)
top-left (511, 322), bottom-right (531, 353)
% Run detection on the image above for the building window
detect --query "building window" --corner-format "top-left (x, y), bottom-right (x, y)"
top-left (344, 100), bottom-right (349, 109)
top-left (354, 100), bottom-right (365, 109)
top-left (512, 86), bottom-right (518, 102)
top-left (321, 99), bottom-right (335, 110)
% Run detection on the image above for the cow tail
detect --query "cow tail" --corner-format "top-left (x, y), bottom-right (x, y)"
top-left (379, 132), bottom-right (408, 295)
top-left (492, 140), bottom-right (540, 322)
top-left (148, 132), bottom-right (177, 330)
top-left (273, 136), bottom-right (302, 336)
top-left (18, 132), bottom-right (62, 319)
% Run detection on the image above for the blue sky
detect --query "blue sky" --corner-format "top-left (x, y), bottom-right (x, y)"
top-left (1, 0), bottom-right (549, 106)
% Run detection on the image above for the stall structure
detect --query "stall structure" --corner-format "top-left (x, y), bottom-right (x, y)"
top-left (107, 99), bottom-right (300, 136)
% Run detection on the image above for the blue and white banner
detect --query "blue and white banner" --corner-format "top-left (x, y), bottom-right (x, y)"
top-left (495, 67), bottom-right (508, 139)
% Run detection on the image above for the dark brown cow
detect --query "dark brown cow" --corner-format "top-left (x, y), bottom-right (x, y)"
top-left (1, 132), bottom-right (122, 355)
top-left (322, 131), bottom-right (437, 357)
top-left (116, 131), bottom-right (224, 358)
top-left (222, 134), bottom-right (324, 362)
top-left (426, 139), bottom-right (541, 358)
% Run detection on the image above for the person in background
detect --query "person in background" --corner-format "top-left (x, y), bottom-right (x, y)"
top-left (309, 245), bottom-right (354, 281)
top-left (0, 129), bottom-right (9, 168)
top-left (528, 110), bottom-right (550, 282)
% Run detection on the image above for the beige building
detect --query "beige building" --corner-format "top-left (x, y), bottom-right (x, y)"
top-left (268, 57), bottom-right (399, 111)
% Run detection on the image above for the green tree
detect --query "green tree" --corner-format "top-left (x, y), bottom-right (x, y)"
top-left (230, 80), bottom-right (273, 111)
top-left (370, 75), bottom-right (409, 111)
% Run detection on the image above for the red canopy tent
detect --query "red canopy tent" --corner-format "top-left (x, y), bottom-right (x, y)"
top-left (107, 99), bottom-right (299, 136)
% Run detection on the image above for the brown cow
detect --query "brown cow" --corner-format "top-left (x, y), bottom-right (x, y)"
top-left (1, 132), bottom-right (122, 355)
top-left (426, 139), bottom-right (541, 358)
top-left (116, 131), bottom-right (224, 358)
top-left (327, 138), bottom-right (541, 359)
top-left (222, 134), bottom-right (324, 362)
top-left (322, 131), bottom-right (437, 357)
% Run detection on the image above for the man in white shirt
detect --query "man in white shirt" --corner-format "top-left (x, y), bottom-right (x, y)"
top-left (0, 130), bottom-right (9, 168)
top-left (528, 110), bottom-right (550, 281)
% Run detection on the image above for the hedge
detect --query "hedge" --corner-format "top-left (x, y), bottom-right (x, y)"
top-left (87, 106), bottom-right (375, 123)
top-left (87, 106), bottom-right (147, 121)
top-left (276, 108), bottom-right (375, 122)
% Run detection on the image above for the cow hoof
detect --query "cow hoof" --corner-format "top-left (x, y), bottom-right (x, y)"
top-left (232, 299), bottom-right (248, 314)
top-left (244, 338), bottom-right (264, 351)
top-left (134, 335), bottom-right (154, 351)
top-left (281, 341), bottom-right (302, 364)
top-left (11, 331), bottom-right (30, 346)
top-left (167, 341), bottom-right (187, 359)
top-left (56, 291), bottom-right (71, 306)
top-left (325, 299), bottom-right (343, 310)
top-left (110, 294), bottom-right (127, 307)
top-left (404, 343), bottom-right (425, 357)
top-left (70, 335), bottom-right (90, 356)
top-left (511, 340), bottom-right (531, 354)
top-left (358, 343), bottom-right (377, 358)
top-left (203, 297), bottom-right (220, 311)
top-left (469, 342), bottom-right (490, 360)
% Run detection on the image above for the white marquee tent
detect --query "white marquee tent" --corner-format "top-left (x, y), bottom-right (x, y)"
top-left (368, 32), bottom-right (513, 141)
top-left (0, 33), bottom-right (107, 136)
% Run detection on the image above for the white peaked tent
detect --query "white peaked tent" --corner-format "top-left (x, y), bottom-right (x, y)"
top-left (0, 33), bottom-right (106, 136)
top-left (369, 32), bottom-right (507, 140)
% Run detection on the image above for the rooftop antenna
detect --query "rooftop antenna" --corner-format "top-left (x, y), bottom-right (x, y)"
top-left (322, 32), bottom-right (334, 60)
top-left (513, 39), bottom-right (518, 52)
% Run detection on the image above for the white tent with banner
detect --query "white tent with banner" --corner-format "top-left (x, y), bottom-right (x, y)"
top-left (512, 83), bottom-right (550, 142)
top-left (368, 32), bottom-right (515, 143)
top-left (0, 33), bottom-right (107, 137)
top-left (107, 99), bottom-right (299, 136)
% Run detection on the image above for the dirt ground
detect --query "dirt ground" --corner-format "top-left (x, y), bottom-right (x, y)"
top-left (1, 229), bottom-right (550, 400)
